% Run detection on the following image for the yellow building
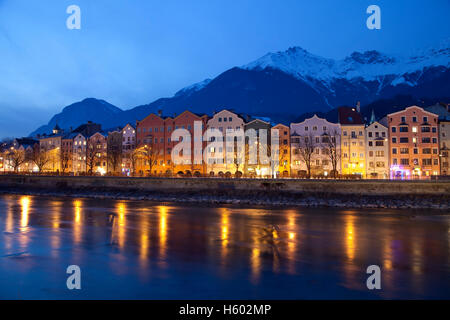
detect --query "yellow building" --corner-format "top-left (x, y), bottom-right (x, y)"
top-left (339, 106), bottom-right (366, 178)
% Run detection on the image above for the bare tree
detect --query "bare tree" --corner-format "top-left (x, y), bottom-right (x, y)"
top-left (9, 149), bottom-right (26, 173)
top-left (298, 133), bottom-right (315, 178)
top-left (107, 145), bottom-right (122, 175)
top-left (60, 149), bottom-right (71, 174)
top-left (32, 147), bottom-right (50, 173)
top-left (322, 130), bottom-right (341, 178)
top-left (139, 143), bottom-right (158, 176)
top-left (86, 144), bottom-right (97, 175)
top-left (129, 149), bottom-right (140, 176)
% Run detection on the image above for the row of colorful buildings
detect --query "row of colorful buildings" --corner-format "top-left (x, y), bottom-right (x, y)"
top-left (1, 103), bottom-right (449, 179)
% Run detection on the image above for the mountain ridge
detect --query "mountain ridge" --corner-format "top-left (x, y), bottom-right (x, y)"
top-left (30, 42), bottom-right (450, 136)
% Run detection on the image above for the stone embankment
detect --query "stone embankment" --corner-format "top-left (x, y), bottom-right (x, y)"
top-left (0, 175), bottom-right (449, 210)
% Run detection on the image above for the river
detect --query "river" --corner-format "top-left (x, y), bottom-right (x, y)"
top-left (0, 194), bottom-right (449, 299)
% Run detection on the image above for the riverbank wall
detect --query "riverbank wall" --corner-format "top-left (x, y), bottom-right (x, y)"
top-left (0, 175), bottom-right (449, 210)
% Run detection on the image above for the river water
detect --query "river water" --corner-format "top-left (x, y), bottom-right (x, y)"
top-left (0, 194), bottom-right (449, 299)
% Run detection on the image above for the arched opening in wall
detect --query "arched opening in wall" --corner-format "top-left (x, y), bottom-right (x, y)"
top-left (218, 171), bottom-right (224, 178)
top-left (225, 171), bottom-right (232, 178)
top-left (209, 171), bottom-right (215, 177)
top-left (235, 171), bottom-right (243, 178)
top-left (177, 171), bottom-right (184, 177)
top-left (282, 170), bottom-right (289, 178)
top-left (193, 171), bottom-right (201, 178)
top-left (185, 170), bottom-right (192, 177)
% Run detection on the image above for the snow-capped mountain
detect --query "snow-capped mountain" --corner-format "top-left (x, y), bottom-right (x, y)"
top-left (244, 42), bottom-right (450, 86)
top-left (30, 41), bottom-right (450, 136)
top-left (175, 79), bottom-right (212, 97)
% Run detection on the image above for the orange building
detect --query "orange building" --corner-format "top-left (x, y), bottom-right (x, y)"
top-left (136, 110), bottom-right (209, 176)
top-left (387, 106), bottom-right (440, 179)
top-left (272, 124), bottom-right (290, 177)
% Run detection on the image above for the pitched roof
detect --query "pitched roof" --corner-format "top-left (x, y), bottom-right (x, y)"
top-left (338, 107), bottom-right (365, 125)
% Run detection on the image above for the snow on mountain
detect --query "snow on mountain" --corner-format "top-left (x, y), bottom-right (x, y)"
top-left (243, 42), bottom-right (450, 87)
top-left (175, 78), bottom-right (212, 97)
top-left (29, 41), bottom-right (450, 136)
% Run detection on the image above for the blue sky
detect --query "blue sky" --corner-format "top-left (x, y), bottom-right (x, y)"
top-left (0, 0), bottom-right (449, 138)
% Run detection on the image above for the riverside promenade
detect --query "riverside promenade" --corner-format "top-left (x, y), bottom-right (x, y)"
top-left (0, 175), bottom-right (449, 210)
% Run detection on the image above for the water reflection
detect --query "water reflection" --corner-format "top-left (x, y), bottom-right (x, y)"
top-left (114, 202), bottom-right (127, 249)
top-left (74, 200), bottom-right (82, 244)
top-left (20, 196), bottom-right (30, 228)
top-left (345, 214), bottom-right (356, 262)
top-left (0, 195), bottom-right (449, 299)
top-left (158, 206), bottom-right (168, 268)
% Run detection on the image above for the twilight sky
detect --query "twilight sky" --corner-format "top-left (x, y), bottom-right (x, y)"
top-left (0, 0), bottom-right (449, 138)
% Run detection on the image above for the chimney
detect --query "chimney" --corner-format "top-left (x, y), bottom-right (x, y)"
top-left (356, 101), bottom-right (361, 113)
top-left (158, 109), bottom-right (162, 117)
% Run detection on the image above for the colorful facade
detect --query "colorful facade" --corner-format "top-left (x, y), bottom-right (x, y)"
top-left (136, 110), bottom-right (208, 176)
top-left (272, 124), bottom-right (290, 177)
top-left (87, 132), bottom-right (108, 175)
top-left (206, 109), bottom-right (245, 176)
top-left (439, 121), bottom-right (450, 176)
top-left (387, 106), bottom-right (440, 179)
top-left (338, 107), bottom-right (366, 178)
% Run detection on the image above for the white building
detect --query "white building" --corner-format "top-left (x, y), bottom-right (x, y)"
top-left (290, 115), bottom-right (341, 178)
top-left (72, 133), bottom-right (87, 174)
top-left (121, 124), bottom-right (136, 175)
top-left (365, 121), bottom-right (389, 179)
top-left (206, 109), bottom-right (246, 176)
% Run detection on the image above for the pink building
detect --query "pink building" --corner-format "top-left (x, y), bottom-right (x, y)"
top-left (387, 106), bottom-right (440, 179)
